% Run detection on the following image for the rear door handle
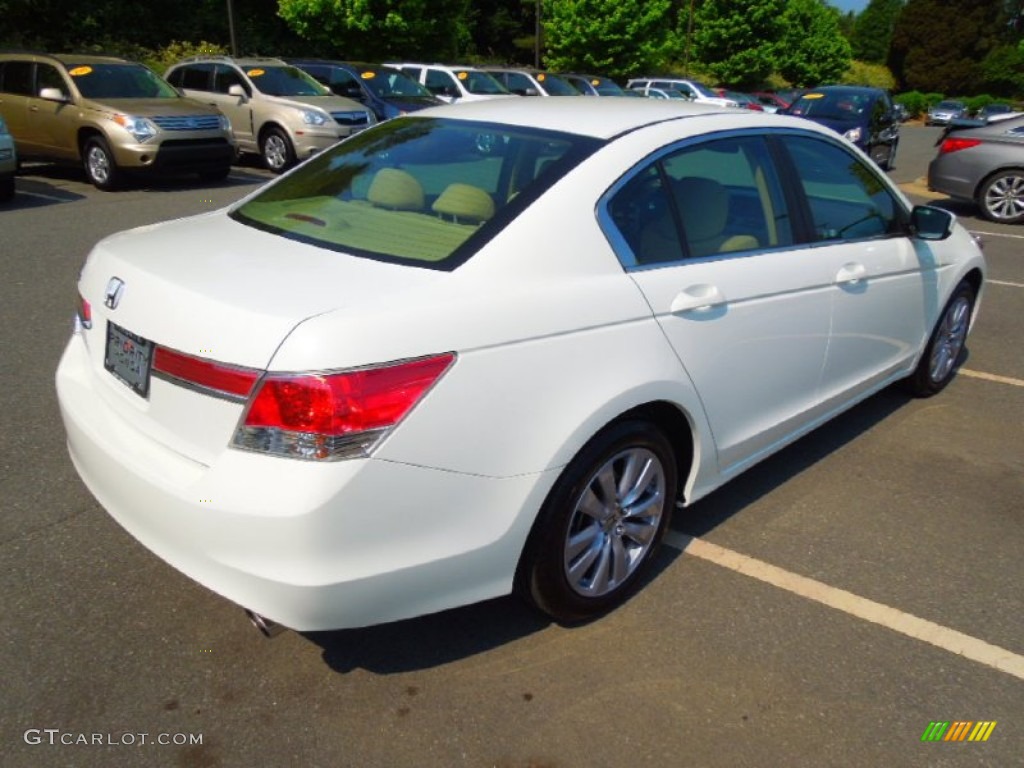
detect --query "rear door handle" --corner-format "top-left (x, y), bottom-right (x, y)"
top-left (670, 284), bottom-right (725, 313)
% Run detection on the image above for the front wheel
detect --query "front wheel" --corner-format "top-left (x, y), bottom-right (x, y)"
top-left (516, 419), bottom-right (678, 623)
top-left (260, 128), bottom-right (295, 173)
top-left (977, 170), bottom-right (1024, 225)
top-left (903, 281), bottom-right (975, 397)
top-left (83, 136), bottom-right (120, 190)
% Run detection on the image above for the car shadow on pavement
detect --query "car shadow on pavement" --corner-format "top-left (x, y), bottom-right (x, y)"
top-left (676, 385), bottom-right (915, 537)
top-left (5, 175), bottom-right (86, 208)
top-left (305, 541), bottom-right (684, 675)
top-left (15, 161), bottom-right (270, 195)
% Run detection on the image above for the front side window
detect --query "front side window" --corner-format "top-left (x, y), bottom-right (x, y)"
top-left (68, 63), bottom-right (179, 99)
top-left (36, 64), bottom-right (68, 96)
top-left (605, 134), bottom-right (792, 266)
top-left (213, 65), bottom-right (248, 95)
top-left (425, 69), bottom-right (458, 97)
top-left (782, 136), bottom-right (903, 241)
top-left (0, 61), bottom-right (34, 95)
top-left (231, 117), bottom-right (601, 269)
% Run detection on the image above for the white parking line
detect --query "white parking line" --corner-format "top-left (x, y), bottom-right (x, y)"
top-left (663, 531), bottom-right (1024, 682)
top-left (972, 230), bottom-right (1024, 240)
top-left (959, 369), bottom-right (1024, 387)
top-left (987, 279), bottom-right (1024, 288)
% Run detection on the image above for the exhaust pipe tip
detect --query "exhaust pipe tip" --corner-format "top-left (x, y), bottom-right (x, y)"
top-left (245, 609), bottom-right (286, 638)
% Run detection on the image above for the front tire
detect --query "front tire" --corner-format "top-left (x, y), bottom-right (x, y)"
top-left (904, 281), bottom-right (975, 397)
top-left (516, 419), bottom-right (678, 623)
top-left (83, 136), bottom-right (120, 190)
top-left (977, 170), bottom-right (1024, 225)
top-left (0, 174), bottom-right (14, 202)
top-left (260, 127), bottom-right (295, 173)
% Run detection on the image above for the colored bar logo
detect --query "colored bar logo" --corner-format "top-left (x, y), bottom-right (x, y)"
top-left (921, 721), bottom-right (997, 742)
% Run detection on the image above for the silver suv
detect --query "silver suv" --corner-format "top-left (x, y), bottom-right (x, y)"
top-left (625, 77), bottom-right (737, 108)
top-left (166, 56), bottom-right (373, 172)
top-left (0, 52), bottom-right (235, 190)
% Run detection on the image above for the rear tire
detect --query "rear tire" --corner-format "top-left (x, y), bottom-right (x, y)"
top-left (516, 419), bottom-right (677, 623)
top-left (903, 281), bottom-right (974, 397)
top-left (83, 136), bottom-right (120, 190)
top-left (0, 174), bottom-right (14, 202)
top-left (260, 128), bottom-right (295, 173)
top-left (977, 170), bottom-right (1024, 225)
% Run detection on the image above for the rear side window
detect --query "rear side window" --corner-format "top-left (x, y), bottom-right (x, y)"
top-left (231, 117), bottom-right (601, 270)
top-left (0, 61), bottom-right (35, 95)
top-left (782, 136), bottom-right (903, 241)
top-left (605, 135), bottom-right (792, 266)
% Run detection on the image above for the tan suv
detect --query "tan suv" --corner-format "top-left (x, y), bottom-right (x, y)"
top-left (166, 56), bottom-right (374, 172)
top-left (0, 52), bottom-right (235, 190)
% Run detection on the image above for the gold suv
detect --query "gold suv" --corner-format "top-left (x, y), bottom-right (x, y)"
top-left (0, 52), bottom-right (235, 190)
top-left (165, 56), bottom-right (373, 172)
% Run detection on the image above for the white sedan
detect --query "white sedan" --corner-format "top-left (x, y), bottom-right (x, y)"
top-left (57, 99), bottom-right (985, 634)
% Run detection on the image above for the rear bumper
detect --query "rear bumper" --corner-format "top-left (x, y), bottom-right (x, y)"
top-left (56, 332), bottom-right (553, 631)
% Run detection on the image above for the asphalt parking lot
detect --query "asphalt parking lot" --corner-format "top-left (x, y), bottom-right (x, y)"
top-left (2, 124), bottom-right (1021, 768)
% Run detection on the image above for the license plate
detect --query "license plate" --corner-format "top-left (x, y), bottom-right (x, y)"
top-left (104, 322), bottom-right (153, 397)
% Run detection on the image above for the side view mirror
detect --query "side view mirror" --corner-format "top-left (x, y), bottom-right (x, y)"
top-left (39, 87), bottom-right (68, 103)
top-left (911, 205), bottom-right (954, 241)
top-left (227, 84), bottom-right (247, 100)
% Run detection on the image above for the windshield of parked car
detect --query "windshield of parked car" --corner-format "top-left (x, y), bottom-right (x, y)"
top-left (360, 67), bottom-right (435, 99)
top-left (231, 117), bottom-right (602, 269)
top-left (246, 65), bottom-right (330, 97)
top-left (935, 101), bottom-right (965, 110)
top-left (68, 63), bottom-right (179, 99)
top-left (536, 73), bottom-right (579, 96)
top-left (460, 71), bottom-right (509, 95)
top-left (788, 91), bottom-right (872, 122)
top-left (591, 77), bottom-right (625, 96)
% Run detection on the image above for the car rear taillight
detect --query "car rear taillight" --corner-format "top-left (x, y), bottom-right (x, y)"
top-left (153, 347), bottom-right (260, 401)
top-left (76, 292), bottom-right (92, 331)
top-left (939, 137), bottom-right (982, 155)
top-left (232, 353), bottom-right (456, 461)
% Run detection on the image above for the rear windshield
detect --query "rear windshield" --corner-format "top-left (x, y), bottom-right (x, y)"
top-left (68, 63), bottom-right (179, 99)
top-left (231, 117), bottom-right (601, 270)
top-left (245, 65), bottom-right (329, 97)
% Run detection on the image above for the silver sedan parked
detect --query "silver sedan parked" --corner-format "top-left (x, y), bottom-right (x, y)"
top-left (928, 115), bottom-right (1024, 224)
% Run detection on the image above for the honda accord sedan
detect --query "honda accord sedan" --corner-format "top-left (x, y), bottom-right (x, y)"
top-left (57, 99), bottom-right (985, 634)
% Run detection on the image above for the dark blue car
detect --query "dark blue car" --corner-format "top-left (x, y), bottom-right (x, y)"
top-left (288, 60), bottom-right (442, 121)
top-left (783, 85), bottom-right (900, 170)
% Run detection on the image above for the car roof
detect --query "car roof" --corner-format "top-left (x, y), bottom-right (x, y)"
top-left (45, 53), bottom-right (129, 66)
top-left (800, 85), bottom-right (885, 96)
top-left (411, 97), bottom-right (751, 139)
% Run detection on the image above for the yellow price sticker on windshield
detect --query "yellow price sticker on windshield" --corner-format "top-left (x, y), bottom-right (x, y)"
top-left (803, 93), bottom-right (824, 99)
top-left (361, 71), bottom-right (375, 79)
top-left (457, 71), bottom-right (468, 81)
top-left (247, 68), bottom-right (265, 77)
top-left (68, 66), bottom-right (93, 77)
top-left (591, 79), bottom-right (601, 86)
top-left (537, 73), bottom-right (546, 82)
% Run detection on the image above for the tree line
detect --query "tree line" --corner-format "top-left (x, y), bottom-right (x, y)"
top-left (1, 0), bottom-right (1021, 96)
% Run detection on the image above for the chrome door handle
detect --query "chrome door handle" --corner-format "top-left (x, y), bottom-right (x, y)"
top-left (835, 262), bottom-right (868, 284)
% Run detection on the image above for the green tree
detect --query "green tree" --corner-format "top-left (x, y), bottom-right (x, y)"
top-left (889, 0), bottom-right (1011, 94)
top-left (980, 44), bottom-right (1024, 96)
top-left (775, 0), bottom-right (851, 87)
top-left (542, 0), bottom-right (675, 78)
top-left (276, 0), bottom-right (473, 61)
top-left (851, 0), bottom-right (904, 64)
top-left (691, 0), bottom-right (786, 87)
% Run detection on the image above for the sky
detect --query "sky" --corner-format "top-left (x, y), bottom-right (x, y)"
top-left (828, 0), bottom-right (870, 13)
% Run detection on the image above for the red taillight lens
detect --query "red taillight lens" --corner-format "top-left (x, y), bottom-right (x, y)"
top-left (939, 137), bottom-right (982, 155)
top-left (234, 353), bottom-right (455, 460)
top-left (76, 292), bottom-right (92, 330)
top-left (153, 347), bottom-right (260, 400)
